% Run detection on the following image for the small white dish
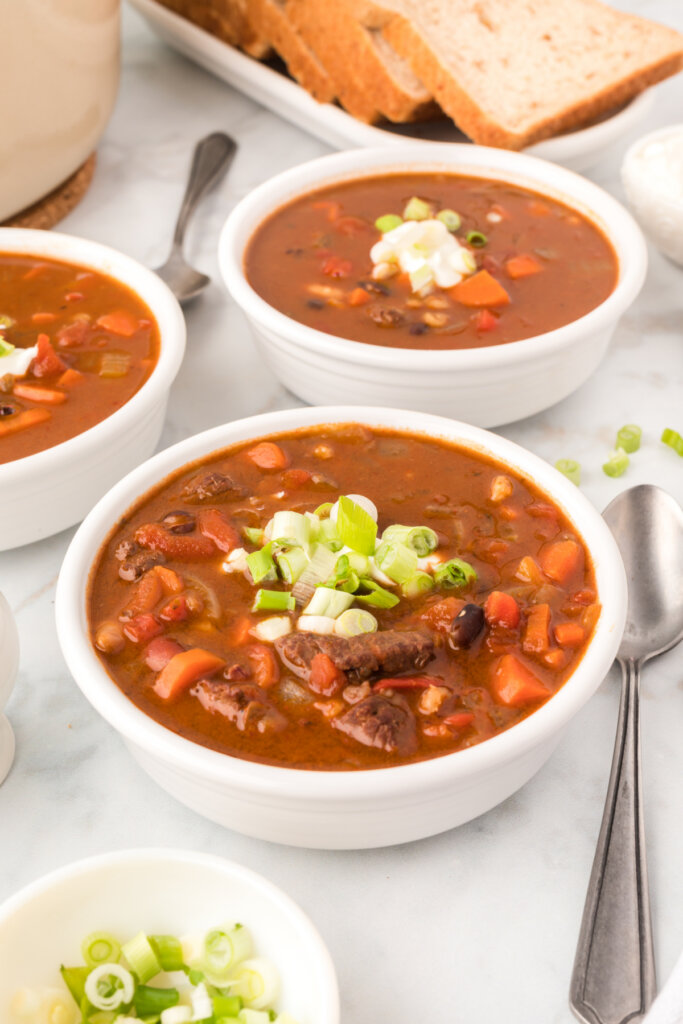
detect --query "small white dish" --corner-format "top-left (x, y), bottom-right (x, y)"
top-left (219, 144), bottom-right (647, 428)
top-left (128, 0), bottom-right (654, 173)
top-left (0, 848), bottom-right (340, 1024)
top-left (0, 592), bottom-right (18, 786)
top-left (622, 124), bottom-right (683, 266)
top-left (0, 228), bottom-right (186, 551)
top-left (56, 405), bottom-right (627, 849)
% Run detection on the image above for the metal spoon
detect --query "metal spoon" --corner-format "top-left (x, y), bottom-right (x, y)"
top-left (570, 484), bottom-right (683, 1024)
top-left (153, 131), bottom-right (237, 303)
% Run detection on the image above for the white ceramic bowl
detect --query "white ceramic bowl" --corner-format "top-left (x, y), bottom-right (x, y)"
top-left (622, 124), bottom-right (683, 266)
top-left (56, 405), bottom-right (627, 849)
top-left (0, 592), bottom-right (19, 785)
top-left (219, 144), bottom-right (647, 428)
top-left (0, 848), bottom-right (339, 1024)
top-left (0, 229), bottom-right (186, 550)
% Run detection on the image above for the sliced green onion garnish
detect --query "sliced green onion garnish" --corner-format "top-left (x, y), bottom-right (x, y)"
top-left (291, 543), bottom-right (337, 604)
top-left (122, 930), bottom-right (161, 984)
top-left (400, 571), bottom-right (434, 598)
top-left (436, 208), bottom-right (462, 231)
top-left (403, 196), bottom-right (432, 221)
top-left (252, 589), bottom-right (296, 613)
top-left (603, 448), bottom-right (629, 478)
top-left (275, 546), bottom-right (308, 584)
top-left (328, 554), bottom-right (359, 594)
top-left (616, 424), bottom-right (642, 453)
top-left (149, 934), bottom-right (185, 973)
top-left (409, 263), bottom-right (433, 292)
top-left (269, 511), bottom-right (311, 548)
top-left (346, 551), bottom-right (369, 575)
top-left (213, 994), bottom-right (244, 1018)
top-left (227, 958), bottom-right (278, 1010)
top-left (334, 608), bottom-right (378, 636)
top-left (84, 963), bottom-right (135, 1011)
top-left (204, 925), bottom-right (253, 979)
top-left (246, 545), bottom-right (277, 584)
top-left (374, 541), bottom-right (418, 584)
top-left (243, 526), bottom-right (265, 546)
top-left (0, 314), bottom-right (15, 331)
top-left (375, 213), bottom-right (403, 233)
top-left (554, 459), bottom-right (581, 486)
top-left (82, 931), bottom-right (121, 969)
top-left (60, 966), bottom-right (90, 1008)
top-left (355, 579), bottom-right (400, 608)
top-left (381, 524), bottom-right (438, 556)
top-left (134, 984), bottom-right (180, 1016)
top-left (303, 586), bottom-right (354, 618)
top-left (336, 495), bottom-right (377, 555)
top-left (0, 336), bottom-right (14, 357)
top-left (314, 502), bottom-right (334, 518)
top-left (434, 557), bottom-right (477, 590)
top-left (661, 427), bottom-right (683, 456)
top-left (318, 518), bottom-right (342, 551)
top-left (466, 230), bottom-right (487, 247)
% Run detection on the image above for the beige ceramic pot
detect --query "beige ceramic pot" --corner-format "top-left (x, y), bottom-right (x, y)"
top-left (0, 0), bottom-right (120, 222)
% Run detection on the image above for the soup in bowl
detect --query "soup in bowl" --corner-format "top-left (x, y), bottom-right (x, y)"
top-left (56, 406), bottom-right (627, 848)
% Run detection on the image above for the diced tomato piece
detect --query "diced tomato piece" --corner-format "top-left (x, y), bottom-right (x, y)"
top-left (484, 591), bottom-right (520, 629)
top-left (312, 200), bottom-right (341, 222)
top-left (56, 319), bottom-right (90, 348)
top-left (505, 254), bottom-right (543, 279)
top-left (152, 565), bottom-right (185, 594)
top-left (374, 676), bottom-right (440, 691)
top-left (159, 595), bottom-right (190, 622)
top-left (539, 539), bottom-right (584, 584)
top-left (443, 712), bottom-right (475, 730)
top-left (523, 603), bottom-right (551, 653)
top-left (526, 502), bottom-right (559, 519)
top-left (123, 613), bottom-right (163, 645)
top-left (248, 644), bottom-right (280, 689)
top-left (309, 652), bottom-right (346, 696)
top-left (492, 654), bottom-right (549, 707)
top-left (554, 622), bottom-right (586, 647)
top-left (144, 636), bottom-right (184, 672)
top-left (335, 216), bottom-right (368, 237)
top-left (420, 596), bottom-right (465, 633)
top-left (154, 647), bottom-right (225, 700)
top-left (197, 508), bottom-right (240, 553)
top-left (30, 333), bottom-right (67, 377)
top-left (135, 523), bottom-right (217, 561)
top-left (282, 467), bottom-right (312, 488)
top-left (321, 256), bottom-right (353, 278)
top-left (473, 309), bottom-right (498, 332)
top-left (245, 441), bottom-right (290, 471)
top-left (123, 571), bottom-right (163, 617)
top-left (348, 287), bottom-right (371, 307)
top-left (452, 270), bottom-right (510, 308)
top-left (474, 537), bottom-right (510, 564)
top-left (96, 310), bottom-right (140, 337)
top-left (572, 588), bottom-right (596, 606)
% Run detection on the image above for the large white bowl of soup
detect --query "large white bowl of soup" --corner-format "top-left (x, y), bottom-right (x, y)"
top-left (219, 144), bottom-right (646, 427)
top-left (0, 228), bottom-right (185, 550)
top-left (56, 405), bottom-right (627, 849)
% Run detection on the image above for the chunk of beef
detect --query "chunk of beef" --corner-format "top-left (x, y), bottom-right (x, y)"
top-left (118, 547), bottom-right (166, 582)
top-left (332, 693), bottom-right (417, 755)
top-left (275, 629), bottom-right (434, 684)
top-left (181, 471), bottom-right (247, 504)
top-left (191, 680), bottom-right (287, 734)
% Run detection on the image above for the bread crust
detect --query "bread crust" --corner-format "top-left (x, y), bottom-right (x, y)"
top-left (251, 0), bottom-right (336, 102)
top-left (154, 0), bottom-right (271, 57)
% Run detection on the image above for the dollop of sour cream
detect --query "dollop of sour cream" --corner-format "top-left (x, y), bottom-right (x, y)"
top-left (370, 219), bottom-right (476, 293)
top-left (0, 342), bottom-right (37, 378)
top-left (624, 127), bottom-right (683, 202)
top-left (622, 125), bottom-right (683, 265)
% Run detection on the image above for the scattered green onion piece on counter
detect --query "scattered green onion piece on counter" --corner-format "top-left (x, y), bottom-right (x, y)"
top-left (336, 495), bottom-right (377, 555)
top-left (355, 579), bottom-right (400, 609)
top-left (374, 541), bottom-right (418, 584)
top-left (246, 545), bottom-right (277, 584)
top-left (149, 934), bottom-right (185, 973)
top-left (616, 424), bottom-right (642, 453)
top-left (403, 196), bottom-right (432, 221)
top-left (436, 208), bottom-right (462, 231)
top-left (269, 511), bottom-right (311, 548)
top-left (0, 336), bottom-right (14, 356)
top-left (243, 527), bottom-right (265, 546)
top-left (122, 930), bottom-right (161, 984)
top-left (661, 427), bottom-right (683, 456)
top-left (400, 571), bottom-right (435, 598)
top-left (335, 608), bottom-right (378, 636)
top-left (134, 984), bottom-right (180, 1016)
top-left (375, 213), bottom-right (403, 233)
top-left (602, 448), bottom-right (629, 478)
top-left (381, 524), bottom-right (438, 556)
top-left (60, 966), bottom-right (90, 1007)
top-left (318, 518), bottom-right (342, 551)
top-left (252, 589), bottom-right (296, 613)
top-left (466, 230), bottom-right (488, 247)
top-left (434, 558), bottom-right (477, 590)
top-left (82, 931), bottom-right (121, 968)
top-left (303, 586), bottom-right (354, 618)
top-left (313, 502), bottom-right (334, 518)
top-left (275, 546), bottom-right (308, 584)
top-left (554, 459), bottom-right (581, 486)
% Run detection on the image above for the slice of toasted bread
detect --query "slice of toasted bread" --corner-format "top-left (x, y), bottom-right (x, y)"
top-left (154, 0), bottom-right (271, 57)
top-left (251, 0), bottom-right (336, 102)
top-left (353, 0), bottom-right (683, 148)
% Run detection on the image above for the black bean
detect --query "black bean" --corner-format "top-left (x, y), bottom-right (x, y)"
top-left (307, 299), bottom-right (324, 310)
top-left (359, 280), bottom-right (390, 296)
top-left (161, 510), bottom-right (196, 534)
top-left (449, 603), bottom-right (485, 649)
top-left (0, 404), bottom-right (15, 417)
top-left (409, 323), bottom-right (428, 336)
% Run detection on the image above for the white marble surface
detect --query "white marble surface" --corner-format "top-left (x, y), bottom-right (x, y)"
top-left (1, 3), bottom-right (683, 1022)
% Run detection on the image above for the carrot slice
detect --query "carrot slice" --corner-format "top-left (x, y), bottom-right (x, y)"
top-left (523, 603), bottom-right (551, 653)
top-left (12, 383), bottom-right (66, 404)
top-left (96, 310), bottom-right (140, 337)
top-left (154, 647), bottom-right (225, 700)
top-left (554, 622), bottom-right (585, 647)
top-left (484, 591), bottom-right (520, 629)
top-left (348, 287), bottom-right (371, 307)
top-left (505, 254), bottom-right (543, 279)
top-left (152, 565), bottom-right (185, 595)
top-left (56, 368), bottom-right (85, 389)
top-left (452, 270), bottom-right (511, 308)
top-left (492, 654), bottom-right (549, 707)
top-left (31, 333), bottom-right (67, 377)
top-left (0, 407), bottom-right (50, 437)
top-left (539, 540), bottom-right (583, 584)
top-left (31, 312), bottom-right (58, 324)
top-left (245, 441), bottom-right (289, 471)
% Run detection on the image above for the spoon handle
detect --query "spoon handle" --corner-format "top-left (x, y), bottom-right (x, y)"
top-left (570, 658), bottom-right (655, 1024)
top-left (172, 132), bottom-right (237, 248)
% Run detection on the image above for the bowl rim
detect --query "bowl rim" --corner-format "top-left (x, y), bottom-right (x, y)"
top-left (0, 227), bottom-right (186, 486)
top-left (218, 143), bottom-right (647, 372)
top-left (56, 404), bottom-right (627, 802)
top-left (0, 847), bottom-right (340, 1024)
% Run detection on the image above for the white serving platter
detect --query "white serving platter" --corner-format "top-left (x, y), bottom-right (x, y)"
top-left (129, 0), bottom-right (655, 172)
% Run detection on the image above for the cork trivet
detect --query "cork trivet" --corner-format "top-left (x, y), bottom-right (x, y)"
top-left (3, 153), bottom-right (97, 230)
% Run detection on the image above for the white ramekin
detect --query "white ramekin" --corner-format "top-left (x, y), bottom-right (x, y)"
top-left (0, 228), bottom-right (186, 550)
top-left (0, 592), bottom-right (18, 786)
top-left (622, 124), bottom-right (683, 266)
top-left (56, 406), bottom-right (627, 849)
top-left (0, 848), bottom-right (340, 1024)
top-left (219, 144), bottom-right (647, 428)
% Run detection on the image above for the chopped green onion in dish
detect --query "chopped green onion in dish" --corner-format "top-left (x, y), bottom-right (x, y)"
top-left (466, 230), bottom-right (488, 247)
top-left (434, 558), bottom-right (477, 590)
top-left (400, 571), bottom-right (435, 598)
top-left (269, 511), bottom-right (311, 548)
top-left (0, 313), bottom-right (15, 330)
top-left (661, 427), bottom-right (683, 456)
top-left (335, 495), bottom-right (377, 555)
top-left (246, 546), bottom-right (277, 584)
top-left (381, 524), bottom-right (438, 556)
top-left (313, 502), bottom-right (333, 517)
top-left (554, 459), bottom-right (581, 486)
top-left (374, 540), bottom-right (418, 584)
top-left (122, 930), bottom-right (161, 983)
top-left (149, 934), bottom-right (185, 972)
top-left (82, 931), bottom-right (121, 969)
top-left (243, 526), bottom-right (265, 546)
top-left (616, 424), bottom-right (642, 453)
top-left (334, 608), bottom-right (378, 636)
top-left (303, 586), bottom-right (354, 618)
top-left (0, 336), bottom-right (14, 356)
top-left (436, 208), bottom-right (462, 231)
top-left (403, 196), bottom-right (432, 221)
top-left (375, 213), bottom-right (403, 233)
top-left (251, 615), bottom-right (292, 643)
top-left (355, 579), bottom-right (400, 608)
top-left (252, 589), bottom-right (296, 613)
top-left (603, 448), bottom-right (629, 477)
top-left (275, 546), bottom-right (308, 584)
